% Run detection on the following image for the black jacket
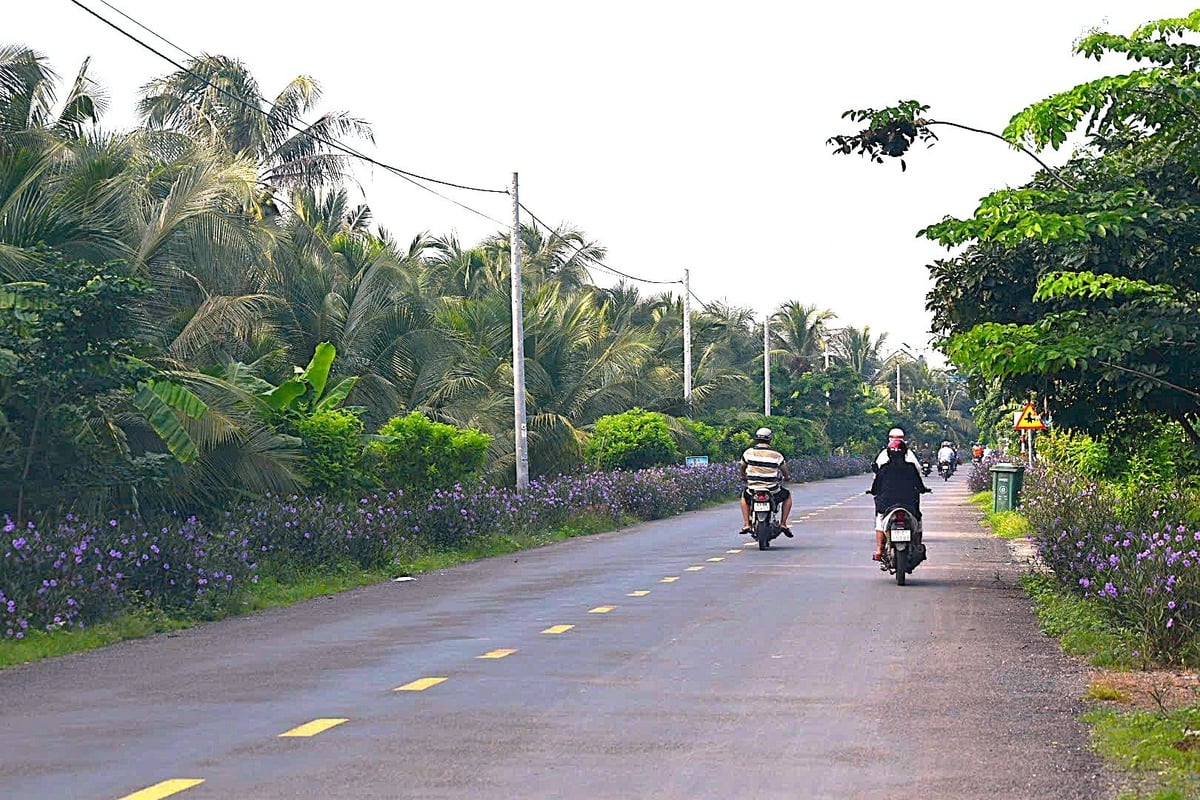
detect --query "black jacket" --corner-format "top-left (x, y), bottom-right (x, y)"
top-left (869, 452), bottom-right (929, 517)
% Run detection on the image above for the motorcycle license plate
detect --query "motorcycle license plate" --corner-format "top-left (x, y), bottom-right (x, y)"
top-left (753, 502), bottom-right (770, 511)
top-left (891, 529), bottom-right (912, 542)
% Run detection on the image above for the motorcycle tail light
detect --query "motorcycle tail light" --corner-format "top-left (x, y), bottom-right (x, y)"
top-left (754, 492), bottom-right (769, 501)
top-left (893, 510), bottom-right (907, 525)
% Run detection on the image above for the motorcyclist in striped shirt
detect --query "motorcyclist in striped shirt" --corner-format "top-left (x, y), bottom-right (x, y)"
top-left (738, 427), bottom-right (793, 537)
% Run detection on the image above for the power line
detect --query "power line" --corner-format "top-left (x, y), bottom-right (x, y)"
top-left (70, 0), bottom-right (510, 217)
top-left (518, 201), bottom-right (683, 287)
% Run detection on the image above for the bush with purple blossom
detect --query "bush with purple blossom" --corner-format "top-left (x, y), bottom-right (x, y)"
top-left (1022, 466), bottom-right (1200, 661)
top-left (1, 455), bottom-right (868, 640)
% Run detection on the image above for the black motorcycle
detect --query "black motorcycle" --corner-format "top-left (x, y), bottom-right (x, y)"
top-left (920, 458), bottom-right (932, 477)
top-left (880, 505), bottom-right (926, 585)
top-left (747, 488), bottom-right (784, 550)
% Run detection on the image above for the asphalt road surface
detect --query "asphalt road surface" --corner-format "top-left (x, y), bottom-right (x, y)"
top-left (0, 471), bottom-right (1114, 799)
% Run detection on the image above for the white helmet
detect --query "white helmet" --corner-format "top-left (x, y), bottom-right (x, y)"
top-left (755, 427), bottom-right (773, 442)
top-left (888, 427), bottom-right (905, 439)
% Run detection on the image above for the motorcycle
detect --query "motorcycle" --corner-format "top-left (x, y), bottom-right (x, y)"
top-left (937, 460), bottom-right (954, 481)
top-left (747, 488), bottom-right (784, 550)
top-left (920, 458), bottom-right (932, 477)
top-left (880, 505), bottom-right (926, 585)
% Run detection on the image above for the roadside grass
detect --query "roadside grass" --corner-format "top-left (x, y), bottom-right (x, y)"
top-left (1086, 678), bottom-right (1131, 703)
top-left (985, 510), bottom-right (1032, 539)
top-left (968, 491), bottom-right (1031, 539)
top-left (0, 510), bottom-right (636, 669)
top-left (1021, 572), bottom-right (1140, 669)
top-left (1086, 705), bottom-right (1200, 800)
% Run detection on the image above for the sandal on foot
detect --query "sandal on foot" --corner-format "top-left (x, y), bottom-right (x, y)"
top-left (739, 526), bottom-right (752, 535)
top-left (780, 525), bottom-right (793, 538)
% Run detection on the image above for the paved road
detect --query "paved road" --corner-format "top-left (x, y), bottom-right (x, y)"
top-left (0, 472), bottom-right (1113, 799)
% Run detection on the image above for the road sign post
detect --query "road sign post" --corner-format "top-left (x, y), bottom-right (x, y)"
top-left (1013, 401), bottom-right (1047, 467)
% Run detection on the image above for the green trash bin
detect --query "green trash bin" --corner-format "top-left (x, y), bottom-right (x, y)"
top-left (990, 463), bottom-right (1025, 512)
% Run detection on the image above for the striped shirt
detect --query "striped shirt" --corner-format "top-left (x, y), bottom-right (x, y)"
top-left (741, 446), bottom-right (785, 489)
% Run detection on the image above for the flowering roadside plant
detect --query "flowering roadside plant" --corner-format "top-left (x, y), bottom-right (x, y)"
top-left (967, 451), bottom-right (1009, 494)
top-left (2, 455), bottom-right (868, 639)
top-left (1022, 466), bottom-right (1200, 660)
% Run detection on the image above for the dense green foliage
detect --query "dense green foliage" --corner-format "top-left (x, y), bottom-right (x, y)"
top-left (296, 409), bottom-right (365, 495)
top-left (586, 408), bottom-right (679, 470)
top-left (368, 411), bottom-right (490, 494)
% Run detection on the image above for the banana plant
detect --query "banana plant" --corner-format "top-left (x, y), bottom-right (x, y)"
top-left (260, 342), bottom-right (358, 416)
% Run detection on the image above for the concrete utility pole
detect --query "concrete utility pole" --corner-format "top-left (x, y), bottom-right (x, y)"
top-left (683, 269), bottom-right (692, 403)
top-left (510, 172), bottom-right (529, 491)
top-left (763, 316), bottom-right (771, 417)
top-left (896, 360), bottom-right (902, 412)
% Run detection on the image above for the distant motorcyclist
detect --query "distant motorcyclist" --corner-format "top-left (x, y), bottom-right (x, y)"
top-left (971, 443), bottom-right (984, 463)
top-left (937, 441), bottom-right (957, 474)
top-left (916, 441), bottom-right (934, 471)
top-left (868, 429), bottom-right (931, 560)
top-left (739, 427), bottom-right (793, 537)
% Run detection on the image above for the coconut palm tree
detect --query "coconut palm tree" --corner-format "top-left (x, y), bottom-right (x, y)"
top-left (770, 301), bottom-right (835, 376)
top-left (138, 55), bottom-right (372, 193)
top-left (833, 325), bottom-right (888, 381)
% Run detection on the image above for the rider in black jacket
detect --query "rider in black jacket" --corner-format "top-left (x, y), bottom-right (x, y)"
top-left (868, 430), bottom-right (931, 560)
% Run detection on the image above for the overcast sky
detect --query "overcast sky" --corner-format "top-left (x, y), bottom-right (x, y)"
top-left (9, 1), bottom-right (1197, 362)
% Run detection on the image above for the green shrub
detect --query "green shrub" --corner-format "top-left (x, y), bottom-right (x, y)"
top-left (296, 409), bottom-right (366, 495)
top-left (368, 412), bottom-right (490, 493)
top-left (1038, 429), bottom-right (1111, 478)
top-left (586, 408), bottom-right (679, 470)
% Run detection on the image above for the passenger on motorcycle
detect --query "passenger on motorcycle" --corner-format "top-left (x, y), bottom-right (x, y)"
top-left (875, 427), bottom-right (923, 471)
top-left (739, 427), bottom-right (793, 537)
top-left (869, 428), bottom-right (931, 561)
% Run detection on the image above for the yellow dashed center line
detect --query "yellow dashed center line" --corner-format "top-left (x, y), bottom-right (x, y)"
top-left (627, 590), bottom-right (651, 596)
top-left (685, 566), bottom-right (704, 571)
top-left (394, 676), bottom-right (448, 692)
top-left (660, 576), bottom-right (679, 583)
top-left (707, 557), bottom-right (725, 562)
top-left (117, 779), bottom-right (205, 800)
top-left (542, 624), bottom-right (574, 634)
top-left (477, 648), bottom-right (517, 659)
top-left (278, 718), bottom-right (348, 738)
top-left (589, 606), bottom-right (615, 614)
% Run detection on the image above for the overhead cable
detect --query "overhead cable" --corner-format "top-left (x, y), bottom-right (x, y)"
top-left (70, 0), bottom-right (510, 214)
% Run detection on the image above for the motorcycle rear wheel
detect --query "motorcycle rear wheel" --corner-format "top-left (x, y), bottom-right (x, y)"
top-left (756, 519), bottom-right (771, 550)
top-left (894, 546), bottom-right (908, 585)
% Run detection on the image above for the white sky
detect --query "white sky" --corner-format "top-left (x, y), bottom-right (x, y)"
top-left (9, 0), bottom-right (1197, 363)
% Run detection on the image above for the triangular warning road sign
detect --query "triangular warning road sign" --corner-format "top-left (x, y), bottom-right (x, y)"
top-left (1014, 402), bottom-right (1047, 431)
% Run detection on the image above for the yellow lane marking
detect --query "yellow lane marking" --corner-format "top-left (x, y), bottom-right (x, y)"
top-left (627, 590), bottom-right (651, 596)
top-left (685, 566), bottom-right (704, 571)
top-left (542, 624), bottom-right (574, 634)
top-left (477, 648), bottom-right (518, 659)
top-left (394, 677), bottom-right (448, 692)
top-left (660, 576), bottom-right (679, 583)
top-left (589, 606), bottom-right (615, 614)
top-left (707, 557), bottom-right (725, 562)
top-left (117, 780), bottom-right (205, 800)
top-left (279, 718), bottom-right (348, 738)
